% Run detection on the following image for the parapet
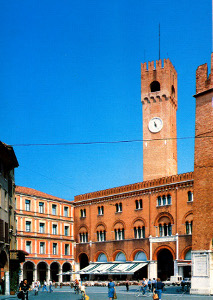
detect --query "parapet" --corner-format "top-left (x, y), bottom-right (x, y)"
top-left (141, 58), bottom-right (176, 74)
top-left (196, 52), bottom-right (213, 95)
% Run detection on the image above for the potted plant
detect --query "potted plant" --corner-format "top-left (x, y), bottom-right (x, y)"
top-left (10, 269), bottom-right (19, 295)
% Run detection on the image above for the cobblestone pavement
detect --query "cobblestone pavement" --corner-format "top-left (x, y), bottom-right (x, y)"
top-left (0, 286), bottom-right (212, 300)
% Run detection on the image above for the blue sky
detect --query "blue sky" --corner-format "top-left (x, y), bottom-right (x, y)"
top-left (0, 0), bottom-right (211, 200)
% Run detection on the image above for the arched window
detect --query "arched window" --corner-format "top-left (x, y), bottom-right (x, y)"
top-left (150, 81), bottom-right (160, 92)
top-left (79, 232), bottom-right (88, 243)
top-left (185, 249), bottom-right (192, 260)
top-left (115, 252), bottom-right (126, 262)
top-left (185, 221), bottom-right (192, 234)
top-left (97, 253), bottom-right (107, 262)
top-left (134, 251), bottom-right (147, 261)
top-left (134, 226), bottom-right (145, 239)
top-left (97, 230), bottom-right (106, 242)
top-left (115, 228), bottom-right (124, 240)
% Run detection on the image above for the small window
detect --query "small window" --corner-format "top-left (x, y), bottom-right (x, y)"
top-left (65, 244), bottom-right (69, 255)
top-left (98, 206), bottom-right (104, 215)
top-left (52, 224), bottom-right (57, 235)
top-left (26, 221), bottom-right (31, 232)
top-left (52, 204), bottom-right (57, 215)
top-left (116, 203), bottom-right (122, 213)
top-left (39, 223), bottom-right (45, 234)
top-left (64, 206), bottom-right (68, 217)
top-left (188, 191), bottom-right (193, 202)
top-left (64, 226), bottom-right (69, 236)
top-left (39, 202), bottom-right (44, 213)
top-left (80, 209), bottom-right (86, 218)
top-left (53, 243), bottom-right (57, 255)
top-left (26, 241), bottom-right (31, 253)
top-left (25, 200), bottom-right (31, 211)
top-left (40, 242), bottom-right (45, 254)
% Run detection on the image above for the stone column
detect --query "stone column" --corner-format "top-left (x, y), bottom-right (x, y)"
top-left (58, 265), bottom-right (62, 283)
top-left (5, 271), bottom-right (10, 295)
top-left (19, 264), bottom-right (23, 282)
top-left (47, 266), bottom-right (50, 282)
top-left (148, 261), bottom-right (157, 280)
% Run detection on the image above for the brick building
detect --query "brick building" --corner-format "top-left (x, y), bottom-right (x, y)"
top-left (15, 186), bottom-right (74, 284)
top-left (73, 58), bottom-right (194, 281)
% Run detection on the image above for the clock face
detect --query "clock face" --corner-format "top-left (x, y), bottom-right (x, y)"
top-left (148, 117), bottom-right (163, 133)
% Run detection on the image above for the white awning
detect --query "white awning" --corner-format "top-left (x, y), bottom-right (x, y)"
top-left (79, 262), bottom-right (148, 275)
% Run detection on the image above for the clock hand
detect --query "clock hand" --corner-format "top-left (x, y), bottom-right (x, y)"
top-left (154, 122), bottom-right (157, 127)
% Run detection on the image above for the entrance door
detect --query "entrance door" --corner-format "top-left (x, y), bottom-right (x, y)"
top-left (79, 253), bottom-right (89, 281)
top-left (157, 249), bottom-right (174, 281)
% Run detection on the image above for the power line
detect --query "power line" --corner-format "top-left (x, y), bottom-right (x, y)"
top-left (11, 135), bottom-right (212, 147)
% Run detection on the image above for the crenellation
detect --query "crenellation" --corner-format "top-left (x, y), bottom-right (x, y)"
top-left (148, 61), bottom-right (155, 70)
top-left (195, 54), bottom-right (213, 94)
top-left (156, 59), bottom-right (162, 70)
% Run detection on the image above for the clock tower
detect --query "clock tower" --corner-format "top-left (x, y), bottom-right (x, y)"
top-left (141, 59), bottom-right (178, 181)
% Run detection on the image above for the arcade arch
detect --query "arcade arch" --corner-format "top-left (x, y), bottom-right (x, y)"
top-left (23, 261), bottom-right (35, 284)
top-left (50, 262), bottom-right (60, 282)
top-left (37, 261), bottom-right (48, 282)
top-left (62, 262), bottom-right (72, 282)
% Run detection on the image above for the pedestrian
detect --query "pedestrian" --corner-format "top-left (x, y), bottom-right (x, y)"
top-left (152, 278), bottom-right (156, 292)
top-left (34, 280), bottom-right (39, 295)
top-left (108, 278), bottom-right (116, 300)
top-left (141, 278), bottom-right (148, 295)
top-left (37, 280), bottom-right (40, 290)
top-left (42, 280), bottom-right (48, 292)
top-left (18, 279), bottom-right (29, 300)
top-left (153, 278), bottom-right (164, 300)
top-left (49, 280), bottom-right (53, 293)
top-left (125, 279), bottom-right (129, 291)
top-left (148, 279), bottom-right (152, 291)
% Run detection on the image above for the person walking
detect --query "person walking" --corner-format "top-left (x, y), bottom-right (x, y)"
top-left (34, 280), bottom-right (39, 295)
top-left (19, 279), bottom-right (30, 300)
top-left (42, 280), bottom-right (48, 292)
top-left (108, 279), bottom-right (116, 300)
top-left (153, 278), bottom-right (164, 300)
top-left (125, 279), bottom-right (129, 291)
top-left (49, 280), bottom-right (53, 293)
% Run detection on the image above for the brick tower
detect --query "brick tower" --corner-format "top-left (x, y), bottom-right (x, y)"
top-left (141, 59), bottom-right (178, 181)
top-left (191, 53), bottom-right (213, 295)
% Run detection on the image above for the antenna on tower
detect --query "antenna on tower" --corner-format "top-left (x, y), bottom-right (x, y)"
top-left (159, 23), bottom-right (161, 60)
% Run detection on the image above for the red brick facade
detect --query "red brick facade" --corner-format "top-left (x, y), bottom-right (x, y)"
top-left (74, 172), bottom-right (193, 280)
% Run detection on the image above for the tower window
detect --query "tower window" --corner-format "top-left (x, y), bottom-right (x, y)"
top-left (150, 81), bottom-right (160, 92)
